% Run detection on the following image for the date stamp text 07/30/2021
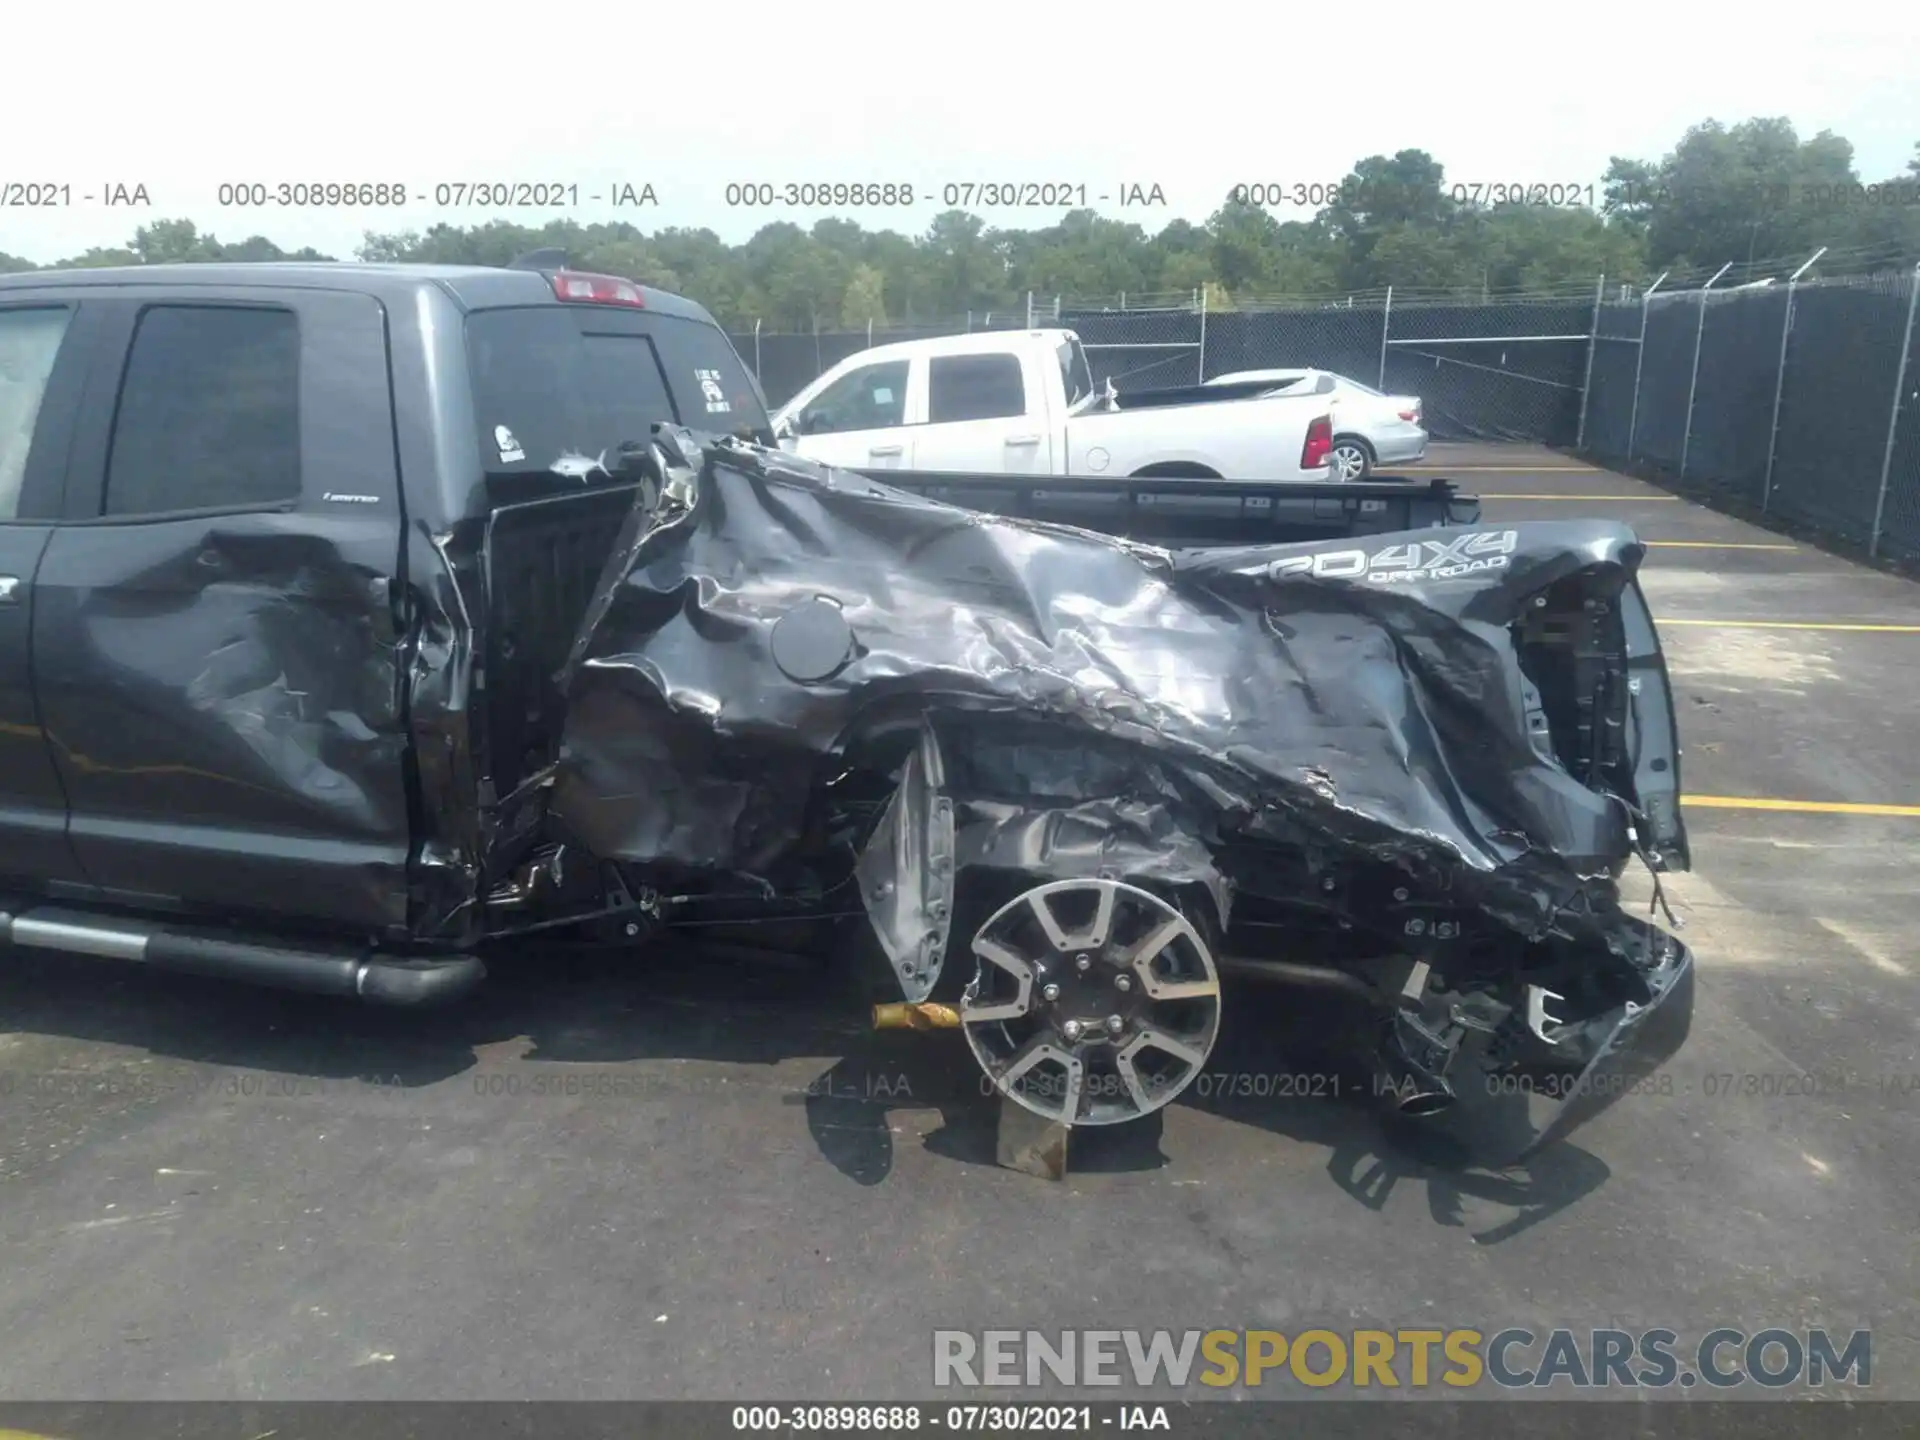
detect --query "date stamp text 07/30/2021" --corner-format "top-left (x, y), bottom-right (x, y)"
top-left (721, 182), bottom-right (1167, 209)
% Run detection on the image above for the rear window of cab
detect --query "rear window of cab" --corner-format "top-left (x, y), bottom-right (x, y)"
top-left (466, 306), bottom-right (770, 476)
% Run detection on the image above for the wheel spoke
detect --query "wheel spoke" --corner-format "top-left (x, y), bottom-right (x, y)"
top-left (1000, 1031), bottom-right (1057, 1081)
top-left (1023, 879), bottom-right (1119, 952)
top-left (1113, 1027), bottom-right (1209, 1123)
top-left (1001, 1034), bottom-right (1083, 1123)
top-left (1122, 916), bottom-right (1186, 971)
top-left (1084, 882), bottom-right (1118, 949)
top-left (1113, 1048), bottom-right (1157, 1116)
top-left (1027, 889), bottom-right (1073, 951)
top-left (964, 938), bottom-right (1034, 1022)
top-left (1142, 977), bottom-right (1220, 1001)
top-left (1131, 1026), bottom-right (1210, 1069)
top-left (1124, 915), bottom-right (1217, 1000)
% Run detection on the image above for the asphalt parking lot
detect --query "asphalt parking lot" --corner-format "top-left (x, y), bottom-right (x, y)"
top-left (0, 441), bottom-right (1915, 1406)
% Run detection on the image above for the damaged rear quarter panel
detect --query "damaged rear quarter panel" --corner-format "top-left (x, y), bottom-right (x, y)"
top-left (548, 432), bottom-right (1695, 1152)
top-left (553, 438), bottom-right (1683, 937)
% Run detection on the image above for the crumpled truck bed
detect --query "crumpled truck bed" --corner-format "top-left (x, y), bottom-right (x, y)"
top-left (544, 430), bottom-right (1693, 1155)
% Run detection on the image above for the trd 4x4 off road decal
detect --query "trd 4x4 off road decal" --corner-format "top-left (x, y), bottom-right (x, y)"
top-left (1266, 529), bottom-right (1520, 584)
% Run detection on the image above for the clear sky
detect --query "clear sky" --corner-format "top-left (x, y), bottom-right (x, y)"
top-left (3, 0), bottom-right (1916, 265)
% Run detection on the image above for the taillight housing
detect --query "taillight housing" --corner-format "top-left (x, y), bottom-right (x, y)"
top-left (1302, 414), bottom-right (1334, 471)
top-left (551, 270), bottom-right (647, 307)
top-left (1399, 404), bottom-right (1421, 424)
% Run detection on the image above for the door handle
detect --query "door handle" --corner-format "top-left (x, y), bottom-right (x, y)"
top-left (869, 444), bottom-right (903, 457)
top-left (1005, 435), bottom-right (1041, 445)
top-left (0, 576), bottom-right (18, 604)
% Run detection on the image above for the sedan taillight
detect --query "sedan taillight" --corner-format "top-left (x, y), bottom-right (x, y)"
top-left (1399, 403), bottom-right (1421, 423)
top-left (1302, 415), bottom-right (1334, 471)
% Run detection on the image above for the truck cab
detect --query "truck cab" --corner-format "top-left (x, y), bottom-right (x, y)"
top-left (0, 259), bottom-right (769, 999)
top-left (772, 329), bottom-right (1086, 474)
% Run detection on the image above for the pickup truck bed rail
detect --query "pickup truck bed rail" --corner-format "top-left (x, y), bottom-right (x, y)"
top-left (853, 470), bottom-right (1480, 544)
top-left (1107, 377), bottom-right (1321, 409)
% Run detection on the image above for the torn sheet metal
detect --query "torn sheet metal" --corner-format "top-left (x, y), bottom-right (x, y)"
top-left (854, 721), bottom-right (954, 1003)
top-left (555, 433), bottom-right (1681, 901)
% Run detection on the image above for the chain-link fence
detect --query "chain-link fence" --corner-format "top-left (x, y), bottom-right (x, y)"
top-left (1581, 260), bottom-right (1920, 562)
top-left (727, 260), bottom-right (1920, 563)
top-left (725, 289), bottom-right (1596, 442)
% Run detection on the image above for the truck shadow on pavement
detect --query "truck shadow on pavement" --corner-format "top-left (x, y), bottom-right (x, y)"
top-left (789, 982), bottom-right (1611, 1243)
top-left (0, 937), bottom-right (1606, 1244)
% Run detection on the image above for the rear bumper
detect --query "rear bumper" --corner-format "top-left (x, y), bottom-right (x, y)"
top-left (1524, 937), bottom-right (1696, 1154)
top-left (1365, 422), bottom-right (1428, 467)
top-left (1413, 927), bottom-right (1696, 1164)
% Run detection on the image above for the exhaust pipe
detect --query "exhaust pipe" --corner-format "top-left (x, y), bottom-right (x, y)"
top-left (1217, 955), bottom-right (1394, 1008)
top-left (1374, 1009), bottom-right (1458, 1116)
top-left (1391, 1080), bottom-right (1456, 1118)
top-left (0, 906), bottom-right (484, 1007)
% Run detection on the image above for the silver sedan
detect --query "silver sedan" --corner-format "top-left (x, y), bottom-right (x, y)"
top-left (1207, 368), bottom-right (1427, 480)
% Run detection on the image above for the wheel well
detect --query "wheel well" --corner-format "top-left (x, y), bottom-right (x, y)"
top-left (1333, 433), bottom-right (1376, 457)
top-left (1129, 461), bottom-right (1222, 479)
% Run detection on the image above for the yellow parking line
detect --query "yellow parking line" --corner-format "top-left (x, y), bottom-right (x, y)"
top-left (1644, 541), bottom-right (1797, 551)
top-left (1659, 619), bottom-right (1920, 633)
top-left (1687, 796), bottom-right (1920, 817)
top-left (1476, 493), bottom-right (1680, 501)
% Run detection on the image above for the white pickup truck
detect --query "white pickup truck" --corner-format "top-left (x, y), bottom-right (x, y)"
top-left (769, 328), bottom-right (1338, 482)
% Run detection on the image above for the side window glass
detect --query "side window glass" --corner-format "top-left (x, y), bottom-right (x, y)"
top-left (105, 305), bottom-right (300, 516)
top-left (0, 306), bottom-right (75, 519)
top-left (801, 359), bottom-right (909, 433)
top-left (929, 354), bottom-right (1026, 422)
top-left (1056, 341), bottom-right (1089, 409)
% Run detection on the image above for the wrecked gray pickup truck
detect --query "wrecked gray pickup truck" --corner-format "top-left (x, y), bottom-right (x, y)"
top-left (0, 259), bottom-right (1691, 1158)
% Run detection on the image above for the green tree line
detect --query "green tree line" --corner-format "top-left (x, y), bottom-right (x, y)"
top-left (5, 119), bottom-right (1916, 330)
